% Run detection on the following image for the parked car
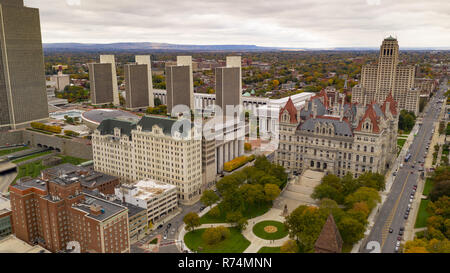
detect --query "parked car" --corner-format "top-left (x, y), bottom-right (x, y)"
top-left (389, 228), bottom-right (394, 233)
top-left (157, 224), bottom-right (163, 229)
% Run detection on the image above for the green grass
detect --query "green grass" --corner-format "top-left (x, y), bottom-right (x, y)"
top-left (26, 128), bottom-right (53, 135)
top-left (423, 178), bottom-right (433, 196)
top-left (397, 138), bottom-right (407, 155)
top-left (252, 220), bottom-right (288, 240)
top-left (257, 246), bottom-right (281, 253)
top-left (149, 238), bottom-right (158, 244)
top-left (13, 155), bottom-right (89, 183)
top-left (184, 227), bottom-right (250, 253)
top-left (0, 146), bottom-right (29, 157)
top-left (12, 151), bottom-right (53, 164)
top-left (415, 199), bottom-right (431, 228)
top-left (200, 202), bottom-right (272, 224)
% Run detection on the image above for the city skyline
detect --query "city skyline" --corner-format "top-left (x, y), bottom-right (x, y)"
top-left (26, 0), bottom-right (450, 48)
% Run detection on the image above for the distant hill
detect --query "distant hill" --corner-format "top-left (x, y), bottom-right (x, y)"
top-left (43, 42), bottom-right (284, 52)
top-left (43, 42), bottom-right (449, 52)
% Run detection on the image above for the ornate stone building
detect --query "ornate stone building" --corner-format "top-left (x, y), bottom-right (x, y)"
top-left (276, 89), bottom-right (398, 178)
top-left (352, 37), bottom-right (420, 115)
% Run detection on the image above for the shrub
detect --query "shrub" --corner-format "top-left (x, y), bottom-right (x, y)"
top-left (223, 155), bottom-right (256, 172)
top-left (244, 143), bottom-right (252, 151)
top-left (30, 122), bottom-right (62, 134)
top-left (64, 130), bottom-right (80, 137)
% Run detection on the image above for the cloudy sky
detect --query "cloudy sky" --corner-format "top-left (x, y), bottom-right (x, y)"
top-left (25, 0), bottom-right (450, 48)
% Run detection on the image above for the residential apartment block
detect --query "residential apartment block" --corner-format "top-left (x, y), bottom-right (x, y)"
top-left (276, 89), bottom-right (398, 178)
top-left (352, 37), bottom-right (420, 115)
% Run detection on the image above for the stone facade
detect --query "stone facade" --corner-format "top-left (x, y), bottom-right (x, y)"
top-left (352, 37), bottom-right (420, 115)
top-left (276, 90), bottom-right (398, 178)
top-left (92, 116), bottom-right (202, 204)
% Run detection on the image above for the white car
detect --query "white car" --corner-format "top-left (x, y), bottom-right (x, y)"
top-left (395, 246), bottom-right (399, 253)
top-left (409, 198), bottom-right (413, 203)
top-left (396, 241), bottom-right (401, 247)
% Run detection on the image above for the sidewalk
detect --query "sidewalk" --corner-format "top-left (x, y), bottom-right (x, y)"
top-left (177, 207), bottom-right (290, 253)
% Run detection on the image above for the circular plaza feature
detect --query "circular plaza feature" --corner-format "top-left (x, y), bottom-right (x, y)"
top-left (252, 220), bottom-right (288, 240)
top-left (264, 226), bottom-right (278, 233)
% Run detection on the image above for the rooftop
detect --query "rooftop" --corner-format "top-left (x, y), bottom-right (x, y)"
top-left (126, 179), bottom-right (177, 201)
top-left (0, 235), bottom-right (50, 253)
top-left (71, 193), bottom-right (127, 221)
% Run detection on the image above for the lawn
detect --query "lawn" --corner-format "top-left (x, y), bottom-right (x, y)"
top-left (200, 202), bottom-right (272, 224)
top-left (397, 138), bottom-right (407, 150)
top-left (0, 146), bottom-right (29, 157)
top-left (257, 247), bottom-right (281, 253)
top-left (13, 155), bottom-right (89, 183)
top-left (184, 227), bottom-right (250, 253)
top-left (252, 220), bottom-right (288, 240)
top-left (423, 178), bottom-right (433, 196)
top-left (12, 151), bottom-right (53, 164)
top-left (415, 199), bottom-right (431, 228)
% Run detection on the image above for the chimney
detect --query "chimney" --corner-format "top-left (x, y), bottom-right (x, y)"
top-left (386, 101), bottom-right (391, 115)
top-left (313, 103), bottom-right (317, 119)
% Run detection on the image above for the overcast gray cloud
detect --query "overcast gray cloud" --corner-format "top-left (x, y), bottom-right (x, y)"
top-left (25, 0), bottom-right (450, 48)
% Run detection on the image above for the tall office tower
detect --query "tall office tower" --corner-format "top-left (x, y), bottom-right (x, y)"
top-left (215, 56), bottom-right (242, 116)
top-left (88, 55), bottom-right (119, 106)
top-left (0, 0), bottom-right (49, 130)
top-left (166, 56), bottom-right (194, 115)
top-left (351, 37), bottom-right (419, 115)
top-left (135, 55), bottom-right (154, 107)
top-left (124, 64), bottom-right (150, 110)
top-left (100, 55), bottom-right (119, 106)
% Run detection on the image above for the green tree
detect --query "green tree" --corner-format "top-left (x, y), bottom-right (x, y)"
top-left (200, 190), bottom-right (219, 208)
top-left (337, 216), bottom-right (366, 244)
top-left (264, 183), bottom-right (281, 202)
top-left (280, 240), bottom-right (299, 253)
top-left (183, 212), bottom-right (201, 232)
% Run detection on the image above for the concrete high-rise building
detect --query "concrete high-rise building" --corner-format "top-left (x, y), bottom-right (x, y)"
top-left (352, 37), bottom-right (419, 115)
top-left (124, 64), bottom-right (150, 110)
top-left (135, 55), bottom-right (154, 107)
top-left (88, 55), bottom-right (119, 106)
top-left (0, 0), bottom-right (49, 130)
top-left (166, 56), bottom-right (194, 115)
top-left (215, 56), bottom-right (242, 117)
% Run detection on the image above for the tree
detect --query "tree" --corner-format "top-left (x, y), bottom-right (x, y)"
top-left (208, 206), bottom-right (221, 218)
top-left (236, 217), bottom-right (248, 231)
top-left (280, 240), bottom-right (299, 253)
top-left (154, 97), bottom-right (162, 106)
top-left (264, 183), bottom-right (281, 202)
top-left (202, 226), bottom-right (230, 245)
top-left (183, 212), bottom-right (200, 232)
top-left (284, 206), bottom-right (328, 252)
top-left (200, 190), bottom-right (219, 208)
top-left (344, 187), bottom-right (380, 211)
top-left (337, 216), bottom-right (366, 244)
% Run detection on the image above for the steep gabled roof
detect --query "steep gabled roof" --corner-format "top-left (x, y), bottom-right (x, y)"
top-left (279, 97), bottom-right (298, 124)
top-left (314, 214), bottom-right (343, 253)
top-left (355, 103), bottom-right (381, 133)
top-left (297, 116), bottom-right (353, 137)
top-left (381, 93), bottom-right (398, 116)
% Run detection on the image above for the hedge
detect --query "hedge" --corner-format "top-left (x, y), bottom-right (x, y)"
top-left (223, 155), bottom-right (255, 172)
top-left (30, 122), bottom-right (62, 134)
top-left (64, 130), bottom-right (80, 137)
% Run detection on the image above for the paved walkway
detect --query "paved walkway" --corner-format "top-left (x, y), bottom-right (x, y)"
top-left (178, 206), bottom-right (290, 253)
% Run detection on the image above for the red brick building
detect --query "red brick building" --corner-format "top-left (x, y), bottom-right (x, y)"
top-left (41, 163), bottom-right (120, 195)
top-left (9, 176), bottom-right (130, 253)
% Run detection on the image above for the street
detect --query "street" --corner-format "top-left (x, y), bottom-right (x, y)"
top-left (131, 200), bottom-right (204, 253)
top-left (362, 78), bottom-right (448, 253)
